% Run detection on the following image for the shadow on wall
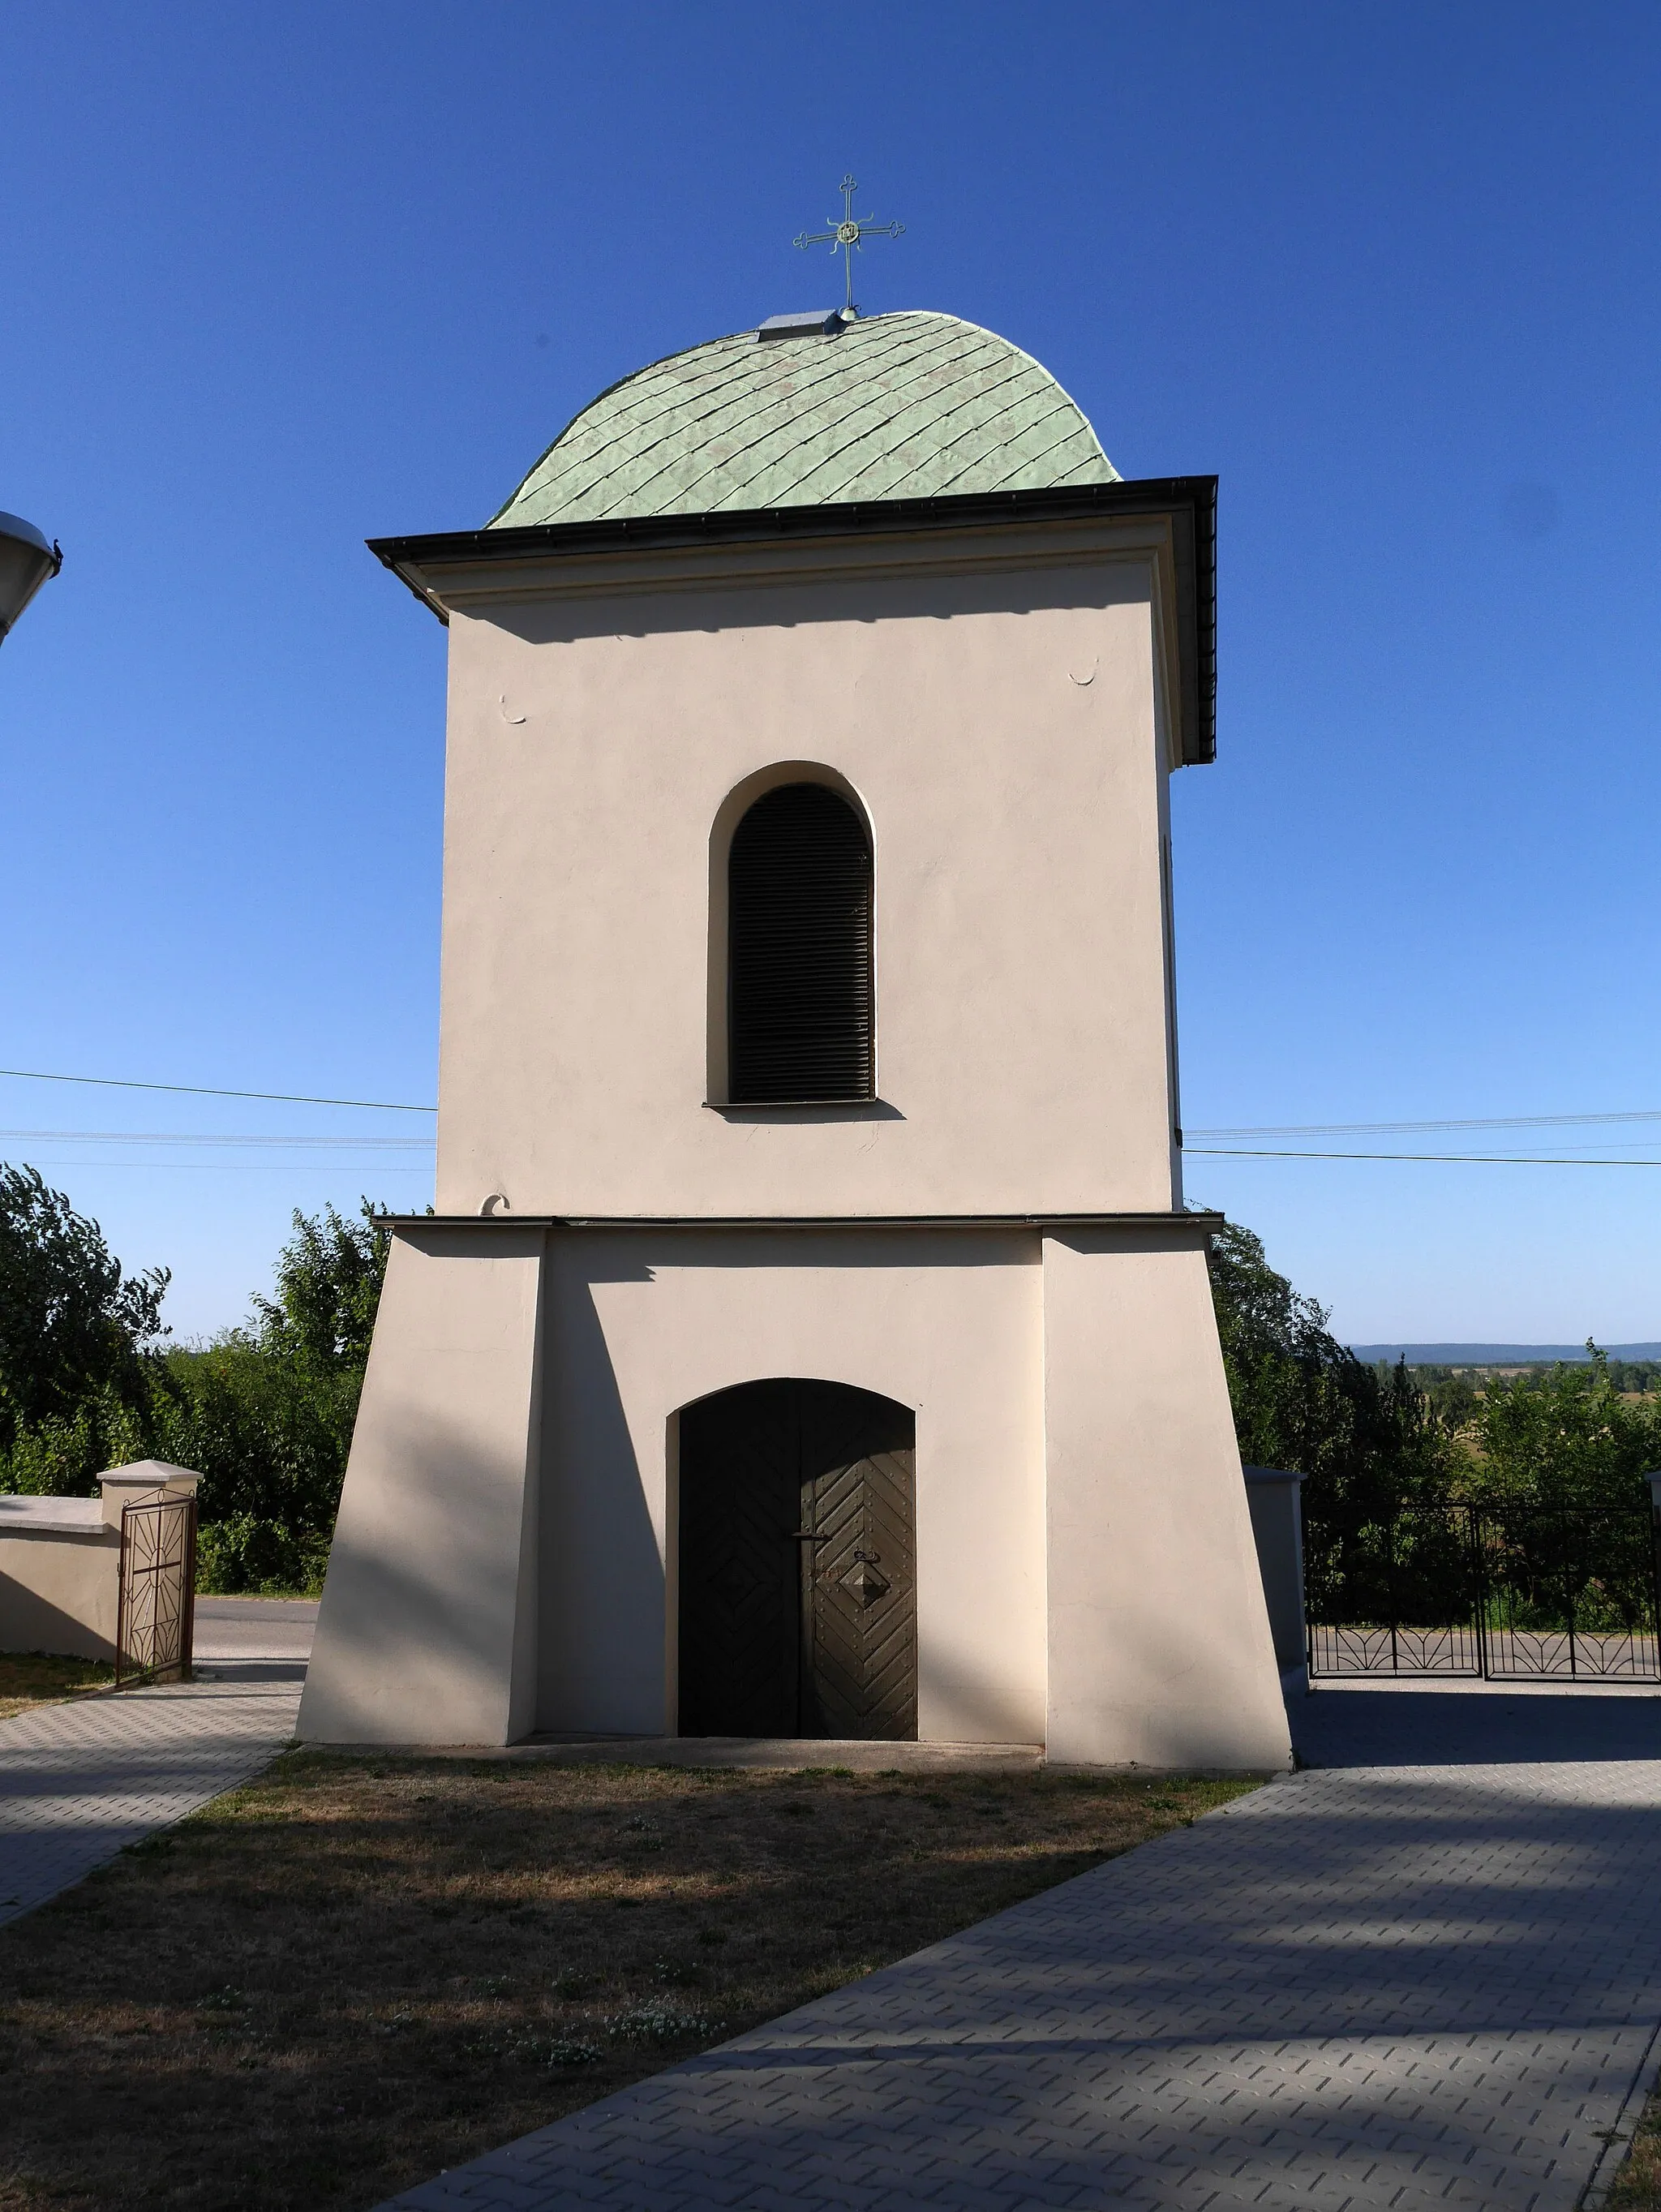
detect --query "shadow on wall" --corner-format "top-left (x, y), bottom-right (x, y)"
top-left (923, 1604), bottom-right (1045, 1746)
top-left (1049, 1578), bottom-right (1294, 1772)
top-left (301, 1400), bottom-right (546, 1744)
top-left (539, 1269), bottom-right (667, 1736)
top-left (483, 561), bottom-right (1151, 655)
top-left (575, 1228), bottom-right (1034, 1275)
top-left (0, 1577), bottom-right (114, 1664)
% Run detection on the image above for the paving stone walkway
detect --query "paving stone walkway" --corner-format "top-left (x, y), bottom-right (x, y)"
top-left (384, 1687), bottom-right (1661, 2212)
top-left (0, 1599), bottom-right (311, 1929)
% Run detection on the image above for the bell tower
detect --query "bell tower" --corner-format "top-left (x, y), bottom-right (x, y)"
top-left (298, 308), bottom-right (1289, 1773)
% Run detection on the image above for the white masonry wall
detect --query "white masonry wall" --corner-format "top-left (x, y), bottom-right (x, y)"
top-left (539, 1223), bottom-right (1047, 1745)
top-left (428, 518), bottom-right (1186, 1222)
top-left (301, 1218), bottom-right (1291, 1772)
top-left (298, 1227), bottom-right (545, 1746)
top-left (1043, 1226), bottom-right (1290, 1770)
top-left (298, 509), bottom-right (1285, 1763)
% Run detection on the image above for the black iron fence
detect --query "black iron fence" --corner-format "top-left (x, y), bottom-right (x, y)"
top-left (1305, 1502), bottom-right (1661, 1682)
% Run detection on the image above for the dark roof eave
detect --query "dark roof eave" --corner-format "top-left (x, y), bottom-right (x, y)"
top-left (369, 1209), bottom-right (1227, 1233)
top-left (367, 475), bottom-right (1218, 765)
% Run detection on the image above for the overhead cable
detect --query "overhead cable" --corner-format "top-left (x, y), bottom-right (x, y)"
top-left (1189, 1110), bottom-right (1661, 1138)
top-left (1188, 1147), bottom-right (1661, 1167)
top-left (7, 1064), bottom-right (1661, 1148)
top-left (0, 1067), bottom-right (435, 1112)
top-left (12, 1160), bottom-right (435, 1175)
top-left (0, 1128), bottom-right (434, 1150)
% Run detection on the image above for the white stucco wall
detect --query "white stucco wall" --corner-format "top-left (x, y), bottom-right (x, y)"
top-left (427, 521), bottom-right (1185, 1221)
top-left (1043, 1226), bottom-right (1291, 1771)
top-left (298, 505), bottom-right (1281, 1762)
top-left (0, 1469), bottom-right (202, 1664)
top-left (298, 1227), bottom-right (545, 1745)
top-left (539, 1225), bottom-right (1046, 1744)
top-left (302, 1221), bottom-right (1288, 1768)
top-left (0, 1520), bottom-right (119, 1660)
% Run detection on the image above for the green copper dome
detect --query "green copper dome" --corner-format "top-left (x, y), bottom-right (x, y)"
top-left (488, 311), bottom-right (1119, 528)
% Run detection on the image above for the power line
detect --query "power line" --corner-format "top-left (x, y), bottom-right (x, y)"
top-left (1188, 1147), bottom-right (1661, 1167)
top-left (0, 1129), bottom-right (434, 1150)
top-left (1188, 1110), bottom-right (1661, 1138)
top-left (14, 1160), bottom-right (435, 1175)
top-left (4, 1061), bottom-right (1658, 1149)
top-left (0, 1067), bottom-right (435, 1113)
top-left (37, 1145), bottom-right (1650, 1170)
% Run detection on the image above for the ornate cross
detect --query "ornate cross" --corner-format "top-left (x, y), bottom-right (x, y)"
top-left (793, 174), bottom-right (905, 316)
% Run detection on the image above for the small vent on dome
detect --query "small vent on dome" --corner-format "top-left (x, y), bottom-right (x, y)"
top-left (755, 310), bottom-right (848, 341)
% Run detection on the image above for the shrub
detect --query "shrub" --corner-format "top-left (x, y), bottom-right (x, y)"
top-left (1466, 1345), bottom-right (1661, 1512)
top-left (1205, 1218), bottom-right (1450, 1517)
top-left (0, 1183), bottom-right (394, 1596)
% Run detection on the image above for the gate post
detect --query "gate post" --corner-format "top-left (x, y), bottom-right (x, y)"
top-left (1467, 1502), bottom-right (1489, 1679)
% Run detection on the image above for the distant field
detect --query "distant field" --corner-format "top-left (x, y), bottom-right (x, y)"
top-left (1350, 1342), bottom-right (1661, 1365)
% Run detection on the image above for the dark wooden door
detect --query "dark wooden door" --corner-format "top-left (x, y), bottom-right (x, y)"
top-left (795, 1381), bottom-right (916, 1738)
top-left (677, 1378), bottom-right (916, 1740)
top-left (676, 1379), bottom-right (800, 1736)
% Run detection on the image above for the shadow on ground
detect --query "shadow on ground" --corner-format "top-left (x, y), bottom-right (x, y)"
top-left (1292, 1682), bottom-right (1661, 1767)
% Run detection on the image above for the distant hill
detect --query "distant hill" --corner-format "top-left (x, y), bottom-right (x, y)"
top-left (1350, 1343), bottom-right (1661, 1366)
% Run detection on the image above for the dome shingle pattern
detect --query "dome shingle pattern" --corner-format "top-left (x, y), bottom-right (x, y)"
top-left (489, 311), bottom-right (1118, 528)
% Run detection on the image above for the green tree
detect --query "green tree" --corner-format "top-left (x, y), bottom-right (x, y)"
top-left (149, 1339), bottom-right (363, 1592)
top-left (0, 1183), bottom-right (394, 1592)
top-left (0, 1385), bottom-right (151, 1497)
top-left (248, 1200), bottom-right (391, 1369)
top-left (155, 1200), bottom-right (393, 1593)
top-left (1402, 1364), bottom-right (1484, 1434)
top-left (1606, 1358), bottom-right (1661, 1398)
top-left (1466, 1344), bottom-right (1661, 1511)
top-left (1205, 1218), bottom-right (1449, 1514)
top-left (0, 1163), bottom-right (168, 1450)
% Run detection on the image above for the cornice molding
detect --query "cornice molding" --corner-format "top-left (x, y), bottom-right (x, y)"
top-left (368, 477), bottom-right (1217, 764)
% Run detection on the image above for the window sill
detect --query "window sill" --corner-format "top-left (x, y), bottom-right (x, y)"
top-left (703, 1097), bottom-right (902, 1122)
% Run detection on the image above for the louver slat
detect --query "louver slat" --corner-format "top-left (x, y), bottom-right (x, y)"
top-left (728, 784), bottom-right (873, 1103)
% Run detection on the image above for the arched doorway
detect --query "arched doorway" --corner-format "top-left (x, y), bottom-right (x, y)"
top-left (677, 1379), bottom-right (916, 1740)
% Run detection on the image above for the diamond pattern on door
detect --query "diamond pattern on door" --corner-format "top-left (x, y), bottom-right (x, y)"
top-left (676, 1379), bottom-right (916, 1740)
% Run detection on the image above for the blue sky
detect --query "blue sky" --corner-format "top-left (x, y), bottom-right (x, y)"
top-left (3, 2), bottom-right (1659, 1343)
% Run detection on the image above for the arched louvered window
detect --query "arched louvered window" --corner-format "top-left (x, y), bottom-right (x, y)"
top-left (727, 782), bottom-right (873, 1103)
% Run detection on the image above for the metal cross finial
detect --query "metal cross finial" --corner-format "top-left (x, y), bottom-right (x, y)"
top-left (793, 174), bottom-right (904, 316)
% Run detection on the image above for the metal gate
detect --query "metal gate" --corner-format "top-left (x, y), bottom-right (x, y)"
top-left (115, 1493), bottom-right (198, 1687)
top-left (1306, 1502), bottom-right (1661, 1682)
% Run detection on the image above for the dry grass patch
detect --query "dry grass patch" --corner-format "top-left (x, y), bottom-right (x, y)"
top-left (0, 1651), bottom-right (114, 1722)
top-left (0, 1751), bottom-right (1259, 2212)
top-left (1607, 2093), bottom-right (1661, 2207)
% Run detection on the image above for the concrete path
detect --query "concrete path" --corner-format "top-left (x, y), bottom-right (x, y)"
top-left (383, 1685), bottom-right (1661, 2212)
top-left (0, 1597), bottom-right (314, 1930)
